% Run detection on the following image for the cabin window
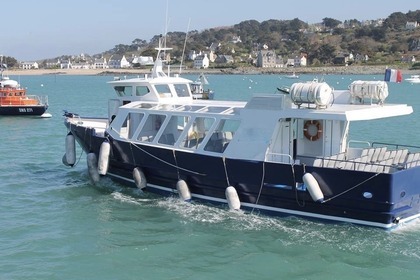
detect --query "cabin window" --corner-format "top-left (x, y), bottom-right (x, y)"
top-left (158, 115), bottom-right (189, 145)
top-left (137, 114), bottom-right (166, 142)
top-left (174, 84), bottom-right (190, 97)
top-left (155, 84), bottom-right (172, 97)
top-left (135, 86), bottom-right (150, 96)
top-left (116, 112), bottom-right (145, 139)
top-left (204, 119), bottom-right (240, 153)
top-left (114, 86), bottom-right (132, 97)
top-left (182, 117), bottom-right (214, 149)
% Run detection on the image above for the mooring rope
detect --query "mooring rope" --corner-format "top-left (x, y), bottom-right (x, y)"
top-left (130, 142), bottom-right (205, 175)
top-left (222, 157), bottom-right (230, 187)
top-left (251, 161), bottom-right (266, 214)
top-left (295, 163), bottom-right (305, 207)
top-left (322, 172), bottom-right (381, 203)
top-left (173, 149), bottom-right (180, 180)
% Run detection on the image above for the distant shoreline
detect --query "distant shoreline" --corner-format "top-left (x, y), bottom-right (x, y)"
top-left (6, 65), bottom-right (418, 76)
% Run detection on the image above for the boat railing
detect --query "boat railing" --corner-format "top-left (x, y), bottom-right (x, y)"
top-left (265, 152), bottom-right (294, 164)
top-left (0, 95), bottom-right (48, 106)
top-left (26, 95), bottom-right (48, 105)
top-left (299, 146), bottom-right (420, 173)
top-left (371, 142), bottom-right (420, 153)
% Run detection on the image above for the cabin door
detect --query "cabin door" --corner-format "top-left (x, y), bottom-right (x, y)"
top-left (267, 119), bottom-right (294, 163)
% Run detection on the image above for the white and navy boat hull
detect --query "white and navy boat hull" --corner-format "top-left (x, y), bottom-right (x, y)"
top-left (65, 121), bottom-right (420, 229)
top-left (0, 105), bottom-right (48, 116)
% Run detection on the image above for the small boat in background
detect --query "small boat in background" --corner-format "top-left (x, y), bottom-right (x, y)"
top-left (0, 67), bottom-right (49, 116)
top-left (405, 75), bottom-right (420, 84)
top-left (285, 72), bottom-right (299, 79)
top-left (190, 73), bottom-right (214, 99)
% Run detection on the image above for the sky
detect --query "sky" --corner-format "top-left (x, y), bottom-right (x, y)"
top-left (2, 0), bottom-right (419, 61)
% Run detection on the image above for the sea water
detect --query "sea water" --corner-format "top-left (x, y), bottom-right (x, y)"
top-left (1, 73), bottom-right (420, 279)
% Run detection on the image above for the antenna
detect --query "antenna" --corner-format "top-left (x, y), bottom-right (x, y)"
top-left (179, 18), bottom-right (191, 74)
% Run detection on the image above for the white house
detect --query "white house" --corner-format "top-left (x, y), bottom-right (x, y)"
top-left (188, 50), bottom-right (200, 61)
top-left (231, 36), bottom-right (242, 44)
top-left (94, 58), bottom-right (108, 69)
top-left (71, 62), bottom-right (91, 69)
top-left (193, 54), bottom-right (209, 69)
top-left (406, 21), bottom-right (418, 30)
top-left (132, 56), bottom-right (154, 66)
top-left (20, 61), bottom-right (39, 70)
top-left (60, 60), bottom-right (72, 69)
top-left (256, 49), bottom-right (277, 67)
top-left (294, 55), bottom-right (307, 67)
top-left (108, 55), bottom-right (130, 68)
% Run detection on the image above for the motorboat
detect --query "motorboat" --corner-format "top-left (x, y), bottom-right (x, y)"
top-left (190, 73), bottom-right (214, 100)
top-left (285, 72), bottom-right (299, 79)
top-left (0, 68), bottom-right (49, 116)
top-left (405, 75), bottom-right (420, 84)
top-left (62, 39), bottom-right (420, 229)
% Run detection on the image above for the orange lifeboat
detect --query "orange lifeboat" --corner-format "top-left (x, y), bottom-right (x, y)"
top-left (0, 73), bottom-right (49, 116)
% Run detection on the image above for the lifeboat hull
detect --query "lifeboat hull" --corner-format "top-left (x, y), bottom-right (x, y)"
top-left (0, 105), bottom-right (48, 116)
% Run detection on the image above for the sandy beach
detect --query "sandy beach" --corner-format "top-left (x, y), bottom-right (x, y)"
top-left (6, 65), bottom-right (418, 76)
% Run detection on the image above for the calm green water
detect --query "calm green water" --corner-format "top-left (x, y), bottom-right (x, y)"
top-left (1, 73), bottom-right (420, 280)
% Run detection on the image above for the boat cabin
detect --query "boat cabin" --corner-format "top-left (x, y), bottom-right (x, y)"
top-left (106, 80), bottom-right (414, 174)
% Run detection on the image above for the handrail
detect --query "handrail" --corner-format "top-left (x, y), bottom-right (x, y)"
top-left (347, 140), bottom-right (371, 149)
top-left (372, 141), bottom-right (420, 151)
top-left (266, 152), bottom-right (294, 164)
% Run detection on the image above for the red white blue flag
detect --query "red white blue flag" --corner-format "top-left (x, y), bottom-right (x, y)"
top-left (384, 68), bottom-right (402, 83)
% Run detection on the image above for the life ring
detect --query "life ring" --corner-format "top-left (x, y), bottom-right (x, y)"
top-left (303, 120), bottom-right (322, 141)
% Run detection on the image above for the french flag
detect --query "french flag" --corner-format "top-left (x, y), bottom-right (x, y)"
top-left (384, 68), bottom-right (402, 83)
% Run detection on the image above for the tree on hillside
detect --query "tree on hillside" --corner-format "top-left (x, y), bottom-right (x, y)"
top-left (289, 18), bottom-right (307, 31)
top-left (112, 44), bottom-right (130, 55)
top-left (322, 17), bottom-right (342, 29)
top-left (383, 12), bottom-right (407, 30)
top-left (406, 10), bottom-right (420, 22)
top-left (344, 19), bottom-right (361, 28)
top-left (314, 44), bottom-right (336, 64)
top-left (1, 56), bottom-right (17, 68)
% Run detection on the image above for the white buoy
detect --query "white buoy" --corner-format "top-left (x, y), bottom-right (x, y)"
top-left (62, 154), bottom-right (70, 166)
top-left (98, 140), bottom-right (111, 175)
top-left (176, 180), bottom-right (191, 201)
top-left (302, 173), bottom-right (324, 202)
top-left (133, 167), bottom-right (147, 189)
top-left (225, 186), bottom-right (241, 210)
top-left (40, 112), bottom-right (52, 118)
top-left (87, 153), bottom-right (100, 184)
top-left (65, 132), bottom-right (76, 167)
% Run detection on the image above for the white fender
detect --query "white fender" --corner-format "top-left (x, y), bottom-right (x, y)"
top-left (225, 186), bottom-right (241, 210)
top-left (87, 153), bottom-right (100, 184)
top-left (176, 180), bottom-right (191, 201)
top-left (62, 154), bottom-right (70, 166)
top-left (65, 132), bottom-right (76, 167)
top-left (133, 167), bottom-right (147, 189)
top-left (98, 141), bottom-right (111, 175)
top-left (302, 173), bottom-right (324, 202)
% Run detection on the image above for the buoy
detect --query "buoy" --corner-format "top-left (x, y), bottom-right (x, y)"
top-left (133, 167), bottom-right (147, 189)
top-left (87, 153), bottom-right (100, 184)
top-left (65, 132), bottom-right (76, 167)
top-left (97, 140), bottom-right (111, 175)
top-left (40, 112), bottom-right (52, 118)
top-left (302, 173), bottom-right (324, 202)
top-left (176, 180), bottom-right (191, 201)
top-left (62, 154), bottom-right (70, 166)
top-left (225, 186), bottom-right (241, 210)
